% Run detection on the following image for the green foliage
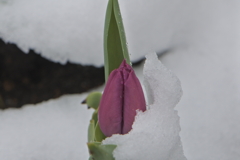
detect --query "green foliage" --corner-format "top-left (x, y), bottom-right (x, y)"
top-left (88, 142), bottom-right (117, 160)
top-left (88, 120), bottom-right (95, 142)
top-left (85, 92), bottom-right (102, 110)
top-left (104, 0), bottom-right (130, 81)
top-left (85, 0), bottom-right (131, 158)
top-left (83, 92), bottom-right (117, 159)
top-left (94, 122), bottom-right (106, 142)
top-left (91, 109), bottom-right (98, 126)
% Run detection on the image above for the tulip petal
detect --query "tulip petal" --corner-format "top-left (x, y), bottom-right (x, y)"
top-left (99, 70), bottom-right (123, 137)
top-left (123, 69), bottom-right (146, 134)
top-left (99, 60), bottom-right (146, 137)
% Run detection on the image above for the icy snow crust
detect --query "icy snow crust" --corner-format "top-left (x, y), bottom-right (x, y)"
top-left (103, 53), bottom-right (186, 160)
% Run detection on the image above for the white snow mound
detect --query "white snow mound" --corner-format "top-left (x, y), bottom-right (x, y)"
top-left (0, 0), bottom-right (184, 65)
top-left (103, 53), bottom-right (186, 160)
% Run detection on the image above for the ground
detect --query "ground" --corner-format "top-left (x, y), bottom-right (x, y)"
top-left (0, 39), bottom-right (145, 109)
top-left (0, 39), bottom-right (105, 108)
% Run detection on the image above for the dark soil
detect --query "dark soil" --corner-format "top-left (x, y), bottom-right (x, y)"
top-left (0, 39), bottom-right (105, 109)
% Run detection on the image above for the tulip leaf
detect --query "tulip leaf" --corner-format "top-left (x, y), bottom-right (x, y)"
top-left (104, 0), bottom-right (130, 81)
top-left (88, 120), bottom-right (95, 142)
top-left (88, 142), bottom-right (117, 160)
top-left (91, 108), bottom-right (98, 126)
top-left (95, 122), bottom-right (106, 142)
top-left (86, 92), bottom-right (102, 110)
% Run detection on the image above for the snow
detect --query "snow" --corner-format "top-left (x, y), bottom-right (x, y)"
top-left (1, 0), bottom-right (240, 159)
top-left (161, 46), bottom-right (240, 159)
top-left (2, 0), bottom-right (234, 65)
top-left (0, 0), bottom-right (108, 65)
top-left (103, 53), bottom-right (186, 160)
top-left (0, 93), bottom-right (94, 160)
top-left (157, 1), bottom-right (240, 159)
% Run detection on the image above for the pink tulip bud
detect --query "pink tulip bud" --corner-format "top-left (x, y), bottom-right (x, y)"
top-left (98, 60), bottom-right (146, 137)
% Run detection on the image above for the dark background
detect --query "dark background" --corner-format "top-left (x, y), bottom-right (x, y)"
top-left (0, 39), bottom-right (105, 109)
top-left (0, 39), bottom-right (147, 109)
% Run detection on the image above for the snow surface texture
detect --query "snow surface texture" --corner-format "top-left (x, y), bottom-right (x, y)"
top-left (157, 1), bottom-right (240, 159)
top-left (161, 41), bottom-right (240, 159)
top-left (0, 0), bottom-right (216, 65)
top-left (0, 93), bottom-right (94, 160)
top-left (103, 53), bottom-right (186, 160)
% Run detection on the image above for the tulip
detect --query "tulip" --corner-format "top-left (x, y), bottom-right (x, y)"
top-left (98, 60), bottom-right (146, 137)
